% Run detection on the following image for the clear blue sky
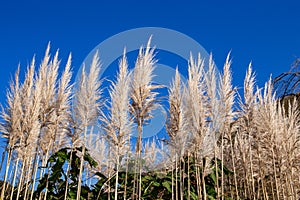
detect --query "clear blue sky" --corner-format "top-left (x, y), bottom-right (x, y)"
top-left (0, 0), bottom-right (299, 101)
top-left (0, 1), bottom-right (300, 173)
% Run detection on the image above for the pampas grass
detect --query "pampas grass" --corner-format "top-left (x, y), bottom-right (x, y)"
top-left (166, 67), bottom-right (187, 200)
top-left (0, 40), bottom-right (300, 200)
top-left (101, 49), bottom-right (132, 200)
top-left (130, 37), bottom-right (161, 154)
top-left (130, 37), bottom-right (162, 198)
top-left (73, 50), bottom-right (102, 200)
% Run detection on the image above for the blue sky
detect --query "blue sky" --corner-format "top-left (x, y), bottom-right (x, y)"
top-left (0, 1), bottom-right (299, 174)
top-left (0, 1), bottom-right (299, 103)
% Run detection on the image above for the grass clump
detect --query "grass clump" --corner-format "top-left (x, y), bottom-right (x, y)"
top-left (0, 40), bottom-right (300, 199)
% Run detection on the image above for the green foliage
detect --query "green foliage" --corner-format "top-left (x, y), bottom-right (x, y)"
top-left (32, 148), bottom-right (234, 199)
top-left (34, 147), bottom-right (97, 199)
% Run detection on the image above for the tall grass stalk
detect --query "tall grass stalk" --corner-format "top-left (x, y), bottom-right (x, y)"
top-left (101, 49), bottom-right (132, 200)
top-left (218, 53), bottom-right (238, 198)
top-left (0, 66), bottom-right (22, 200)
top-left (74, 51), bottom-right (102, 200)
top-left (130, 37), bottom-right (161, 198)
